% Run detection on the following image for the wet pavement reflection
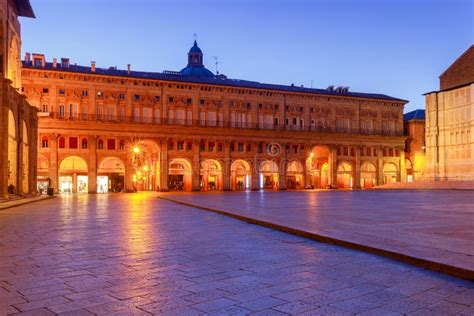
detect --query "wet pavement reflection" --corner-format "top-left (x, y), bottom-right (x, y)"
top-left (0, 192), bottom-right (473, 315)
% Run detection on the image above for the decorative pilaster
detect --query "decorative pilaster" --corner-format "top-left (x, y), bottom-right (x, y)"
top-left (400, 147), bottom-right (406, 183)
top-left (192, 139), bottom-right (201, 191)
top-left (329, 144), bottom-right (338, 189)
top-left (49, 134), bottom-right (59, 193)
top-left (354, 145), bottom-right (361, 189)
top-left (88, 135), bottom-right (98, 193)
top-left (223, 140), bottom-right (231, 191)
top-left (160, 138), bottom-right (169, 191)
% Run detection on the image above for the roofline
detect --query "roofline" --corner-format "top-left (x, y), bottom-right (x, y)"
top-left (14, 0), bottom-right (35, 18)
top-left (439, 45), bottom-right (474, 78)
top-left (423, 81), bottom-right (474, 95)
top-left (21, 63), bottom-right (408, 104)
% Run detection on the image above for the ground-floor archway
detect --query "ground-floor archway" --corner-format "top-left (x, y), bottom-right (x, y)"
top-left (286, 160), bottom-right (304, 189)
top-left (21, 121), bottom-right (29, 193)
top-left (337, 161), bottom-right (353, 189)
top-left (360, 161), bottom-right (377, 188)
top-left (259, 160), bottom-right (279, 189)
top-left (7, 110), bottom-right (17, 194)
top-left (200, 159), bottom-right (223, 191)
top-left (168, 158), bottom-right (192, 191)
top-left (59, 156), bottom-right (88, 193)
top-left (231, 159), bottom-right (251, 190)
top-left (383, 162), bottom-right (399, 184)
top-left (307, 145), bottom-right (330, 189)
top-left (97, 157), bottom-right (125, 193)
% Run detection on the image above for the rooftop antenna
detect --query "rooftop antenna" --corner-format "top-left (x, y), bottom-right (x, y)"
top-left (213, 56), bottom-right (219, 75)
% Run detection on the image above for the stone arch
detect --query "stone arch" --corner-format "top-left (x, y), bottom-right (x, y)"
top-left (21, 121), bottom-right (29, 193)
top-left (58, 156), bottom-right (88, 193)
top-left (200, 159), bottom-right (223, 191)
top-left (97, 157), bottom-right (125, 193)
top-left (231, 159), bottom-right (251, 190)
top-left (383, 162), bottom-right (399, 184)
top-left (128, 139), bottom-right (160, 191)
top-left (337, 161), bottom-right (354, 189)
top-left (168, 158), bottom-right (192, 191)
top-left (259, 160), bottom-right (279, 189)
top-left (360, 161), bottom-right (377, 188)
top-left (286, 159), bottom-right (304, 189)
top-left (307, 145), bottom-right (331, 189)
top-left (7, 110), bottom-right (17, 192)
top-left (7, 36), bottom-right (20, 88)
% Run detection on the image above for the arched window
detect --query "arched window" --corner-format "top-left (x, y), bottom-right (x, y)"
top-left (41, 136), bottom-right (48, 148)
top-left (59, 137), bottom-right (66, 148)
top-left (81, 138), bottom-right (88, 149)
top-left (98, 139), bottom-right (104, 150)
top-left (42, 104), bottom-right (48, 113)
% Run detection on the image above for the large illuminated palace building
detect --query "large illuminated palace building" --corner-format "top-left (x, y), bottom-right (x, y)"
top-left (22, 41), bottom-right (408, 193)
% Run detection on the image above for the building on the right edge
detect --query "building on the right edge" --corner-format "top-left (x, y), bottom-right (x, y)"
top-left (424, 45), bottom-right (474, 181)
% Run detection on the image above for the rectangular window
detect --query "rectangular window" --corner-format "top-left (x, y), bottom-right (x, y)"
top-left (43, 88), bottom-right (49, 93)
top-left (168, 97), bottom-right (174, 103)
top-left (119, 93), bottom-right (125, 100)
top-left (69, 137), bottom-right (78, 149)
top-left (154, 96), bottom-right (160, 103)
top-left (81, 90), bottom-right (88, 97)
top-left (208, 142), bottom-right (215, 152)
top-left (59, 105), bottom-right (65, 118)
top-left (134, 94), bottom-right (140, 101)
top-left (177, 141), bottom-right (184, 151)
top-left (107, 139), bottom-right (116, 150)
top-left (238, 143), bottom-right (244, 152)
top-left (187, 98), bottom-right (192, 105)
top-left (187, 142), bottom-right (192, 151)
top-left (59, 89), bottom-right (65, 95)
top-left (217, 143), bottom-right (223, 152)
top-left (274, 117), bottom-right (279, 127)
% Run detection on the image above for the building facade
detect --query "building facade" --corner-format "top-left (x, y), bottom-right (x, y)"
top-left (404, 109), bottom-right (426, 182)
top-left (0, 0), bottom-right (36, 199)
top-left (22, 41), bottom-right (408, 193)
top-left (425, 45), bottom-right (474, 181)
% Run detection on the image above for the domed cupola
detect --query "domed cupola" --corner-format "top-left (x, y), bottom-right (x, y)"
top-left (180, 40), bottom-right (214, 77)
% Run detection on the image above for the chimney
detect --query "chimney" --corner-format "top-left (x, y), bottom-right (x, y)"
top-left (25, 52), bottom-right (31, 63)
top-left (53, 58), bottom-right (57, 68)
top-left (127, 64), bottom-right (131, 75)
top-left (91, 61), bottom-right (96, 73)
top-left (61, 58), bottom-right (70, 68)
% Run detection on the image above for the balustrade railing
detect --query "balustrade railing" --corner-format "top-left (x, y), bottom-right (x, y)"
top-left (41, 112), bottom-right (403, 136)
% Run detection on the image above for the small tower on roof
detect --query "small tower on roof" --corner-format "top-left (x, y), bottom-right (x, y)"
top-left (188, 40), bottom-right (203, 67)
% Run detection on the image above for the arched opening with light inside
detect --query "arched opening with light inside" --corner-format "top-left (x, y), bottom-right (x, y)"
top-left (168, 158), bottom-right (192, 191)
top-left (97, 157), bottom-right (125, 193)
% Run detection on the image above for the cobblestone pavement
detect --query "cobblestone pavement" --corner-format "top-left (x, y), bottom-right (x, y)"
top-left (1, 193), bottom-right (473, 315)
top-left (162, 190), bottom-right (474, 275)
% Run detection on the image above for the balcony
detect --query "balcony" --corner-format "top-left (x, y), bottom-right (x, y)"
top-left (42, 112), bottom-right (404, 137)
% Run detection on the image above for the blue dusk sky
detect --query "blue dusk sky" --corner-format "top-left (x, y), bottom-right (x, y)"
top-left (21, 0), bottom-right (473, 112)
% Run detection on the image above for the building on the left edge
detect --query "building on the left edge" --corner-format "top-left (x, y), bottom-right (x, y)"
top-left (0, 0), bottom-right (36, 199)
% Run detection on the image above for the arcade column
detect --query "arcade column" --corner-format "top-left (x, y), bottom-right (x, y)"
top-left (223, 140), bottom-right (231, 191)
top-left (328, 144), bottom-right (338, 189)
top-left (354, 145), bottom-right (361, 189)
top-left (88, 136), bottom-right (98, 193)
top-left (192, 139), bottom-right (201, 191)
top-left (400, 148), bottom-right (407, 182)
top-left (49, 134), bottom-right (59, 193)
top-left (159, 138), bottom-right (169, 191)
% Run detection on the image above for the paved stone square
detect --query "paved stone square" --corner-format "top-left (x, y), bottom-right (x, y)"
top-left (162, 190), bottom-right (474, 276)
top-left (0, 193), bottom-right (474, 315)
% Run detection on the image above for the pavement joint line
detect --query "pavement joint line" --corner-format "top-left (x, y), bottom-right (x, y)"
top-left (158, 195), bottom-right (474, 281)
top-left (0, 196), bottom-right (56, 211)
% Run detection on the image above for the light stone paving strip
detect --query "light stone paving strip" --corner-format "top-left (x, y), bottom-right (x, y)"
top-left (160, 190), bottom-right (474, 279)
top-left (0, 193), bottom-right (472, 315)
